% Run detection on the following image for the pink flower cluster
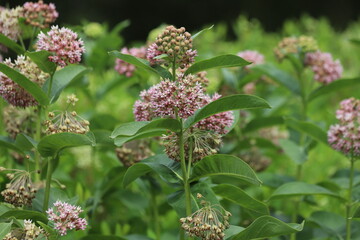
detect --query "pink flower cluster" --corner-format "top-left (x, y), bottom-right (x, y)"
top-left (237, 50), bottom-right (264, 68)
top-left (36, 25), bottom-right (85, 67)
top-left (23, 0), bottom-right (58, 28)
top-left (46, 201), bottom-right (87, 236)
top-left (305, 51), bottom-right (343, 85)
top-left (134, 74), bottom-right (233, 134)
top-left (115, 47), bottom-right (147, 77)
top-left (328, 98), bottom-right (360, 155)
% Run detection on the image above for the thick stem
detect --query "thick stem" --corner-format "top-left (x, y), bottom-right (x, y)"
top-left (34, 106), bottom-right (42, 181)
top-left (43, 157), bottom-right (53, 212)
top-left (172, 57), bottom-right (177, 81)
top-left (346, 155), bottom-right (355, 240)
top-left (179, 127), bottom-right (192, 217)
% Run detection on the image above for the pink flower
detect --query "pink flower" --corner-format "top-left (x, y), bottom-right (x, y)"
top-left (328, 98), bottom-right (360, 155)
top-left (114, 47), bottom-right (147, 77)
top-left (237, 50), bottom-right (264, 67)
top-left (36, 25), bottom-right (85, 67)
top-left (46, 201), bottom-right (87, 236)
top-left (23, 0), bottom-right (58, 28)
top-left (305, 51), bottom-right (343, 85)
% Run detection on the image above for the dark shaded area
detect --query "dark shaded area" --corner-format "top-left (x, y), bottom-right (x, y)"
top-left (7, 0), bottom-right (360, 42)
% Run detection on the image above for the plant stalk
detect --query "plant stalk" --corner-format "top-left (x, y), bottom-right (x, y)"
top-left (34, 106), bottom-right (42, 181)
top-left (179, 126), bottom-right (192, 217)
top-left (43, 157), bottom-right (53, 212)
top-left (150, 187), bottom-right (161, 240)
top-left (346, 155), bottom-right (355, 240)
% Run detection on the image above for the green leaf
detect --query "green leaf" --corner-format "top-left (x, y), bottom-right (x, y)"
top-left (0, 209), bottom-right (48, 223)
top-left (252, 64), bottom-right (301, 95)
top-left (190, 154), bottom-right (261, 185)
top-left (243, 116), bottom-right (284, 133)
top-left (92, 130), bottom-right (113, 146)
top-left (191, 25), bottom-right (214, 39)
top-left (285, 118), bottom-right (327, 145)
top-left (308, 211), bottom-right (344, 238)
top-left (43, 65), bottom-right (88, 103)
top-left (15, 133), bottom-right (37, 151)
top-left (352, 205), bottom-right (360, 219)
top-left (231, 216), bottom-right (304, 240)
top-left (81, 236), bottom-right (126, 240)
top-left (184, 94), bottom-right (271, 129)
top-left (308, 78), bottom-right (360, 102)
top-left (212, 184), bottom-right (269, 217)
top-left (0, 222), bottom-right (12, 239)
top-left (269, 181), bottom-right (342, 200)
top-left (111, 118), bottom-right (181, 138)
top-left (32, 188), bottom-right (78, 212)
top-left (0, 33), bottom-right (24, 54)
top-left (26, 51), bottom-right (57, 74)
top-left (225, 226), bottom-right (245, 240)
top-left (114, 130), bottom-right (166, 147)
top-left (37, 132), bottom-right (96, 157)
top-left (0, 63), bottom-right (49, 105)
top-left (0, 136), bottom-right (24, 153)
top-left (185, 54), bottom-right (250, 75)
top-left (122, 154), bottom-right (182, 187)
top-left (279, 139), bottom-right (307, 165)
top-left (37, 221), bottom-right (57, 240)
top-left (109, 51), bottom-right (172, 79)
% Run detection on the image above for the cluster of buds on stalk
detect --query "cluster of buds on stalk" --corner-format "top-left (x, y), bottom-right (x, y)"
top-left (274, 35), bottom-right (318, 61)
top-left (3, 219), bottom-right (46, 240)
top-left (44, 94), bottom-right (90, 134)
top-left (22, 0), bottom-right (58, 28)
top-left (0, 167), bottom-right (37, 207)
top-left (116, 140), bottom-right (154, 167)
top-left (180, 194), bottom-right (231, 240)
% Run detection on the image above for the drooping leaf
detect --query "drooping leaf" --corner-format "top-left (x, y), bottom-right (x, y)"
top-left (213, 184), bottom-right (269, 217)
top-left (190, 154), bottom-right (262, 186)
top-left (0, 136), bottom-right (24, 154)
top-left (185, 54), bottom-right (250, 75)
top-left (184, 94), bottom-right (271, 129)
top-left (191, 25), bottom-right (214, 39)
top-left (0, 33), bottom-right (24, 54)
top-left (15, 133), bottom-right (37, 151)
top-left (92, 130), bottom-right (113, 146)
top-left (122, 154), bottom-right (182, 187)
top-left (43, 65), bottom-right (88, 103)
top-left (231, 216), bottom-right (304, 240)
top-left (0, 63), bottom-right (49, 105)
top-left (269, 181), bottom-right (342, 200)
top-left (109, 51), bottom-right (172, 79)
top-left (285, 118), bottom-right (327, 145)
top-left (252, 64), bottom-right (301, 95)
top-left (308, 78), bottom-right (360, 102)
top-left (26, 51), bottom-right (57, 74)
top-left (0, 222), bottom-right (12, 239)
top-left (308, 211), bottom-right (345, 238)
top-left (0, 209), bottom-right (48, 223)
top-left (37, 132), bottom-right (96, 157)
top-left (279, 139), bottom-right (307, 165)
top-left (243, 116), bottom-right (284, 133)
top-left (114, 130), bottom-right (166, 147)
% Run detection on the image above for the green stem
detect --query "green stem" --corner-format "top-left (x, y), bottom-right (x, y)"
top-left (43, 157), bottom-right (53, 212)
top-left (346, 155), bottom-right (355, 240)
top-left (172, 57), bottom-right (176, 81)
top-left (34, 106), bottom-right (42, 181)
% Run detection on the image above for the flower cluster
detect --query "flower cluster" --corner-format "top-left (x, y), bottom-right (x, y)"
top-left (0, 168), bottom-right (37, 207)
top-left (23, 0), bottom-right (59, 28)
top-left (237, 50), bottom-right (264, 67)
top-left (0, 55), bottom-right (48, 107)
top-left (3, 105), bottom-right (37, 139)
top-left (47, 201), bottom-right (87, 236)
top-left (44, 95), bottom-right (90, 134)
top-left (304, 51), bottom-right (343, 85)
top-left (3, 220), bottom-right (45, 240)
top-left (274, 36), bottom-right (318, 61)
top-left (114, 47), bottom-right (147, 77)
top-left (36, 25), bottom-right (85, 67)
top-left (328, 98), bottom-right (360, 156)
top-left (0, 6), bottom-right (23, 41)
top-left (116, 140), bottom-right (153, 167)
top-left (147, 25), bottom-right (197, 68)
top-left (180, 194), bottom-right (231, 240)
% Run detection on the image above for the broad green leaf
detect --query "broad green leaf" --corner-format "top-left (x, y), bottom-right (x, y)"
top-left (0, 209), bottom-right (48, 223)
top-left (81, 236), bottom-right (126, 240)
top-left (213, 184), bottom-right (269, 217)
top-left (232, 216), bottom-right (304, 240)
top-left (279, 139), bottom-right (307, 165)
top-left (191, 25), bottom-right (214, 39)
top-left (0, 222), bottom-right (12, 239)
top-left (225, 225), bottom-right (245, 240)
top-left (0, 33), bottom-right (24, 54)
top-left (308, 211), bottom-right (344, 238)
top-left (92, 130), bottom-right (113, 146)
top-left (32, 188), bottom-right (78, 212)
top-left (0, 136), bottom-right (24, 153)
top-left (114, 130), bottom-right (166, 147)
top-left (185, 54), bottom-right (250, 75)
top-left (285, 118), bottom-right (327, 144)
top-left (37, 222), bottom-right (57, 240)
top-left (43, 65), bottom-right (88, 103)
top-left (190, 154), bottom-right (262, 185)
top-left (37, 132), bottom-right (96, 157)
top-left (243, 116), bottom-right (284, 133)
top-left (258, 172), bottom-right (295, 188)
top-left (184, 94), bottom-right (271, 129)
top-left (308, 78), bottom-right (360, 102)
top-left (122, 154), bottom-right (182, 187)
top-left (252, 64), bottom-right (301, 95)
top-left (15, 133), bottom-right (37, 151)
top-left (26, 51), bottom-right (57, 74)
top-left (111, 122), bottom-right (149, 137)
top-left (0, 204), bottom-right (11, 216)
top-left (0, 63), bottom-right (49, 105)
top-left (269, 181), bottom-right (342, 200)
top-left (109, 51), bottom-right (172, 79)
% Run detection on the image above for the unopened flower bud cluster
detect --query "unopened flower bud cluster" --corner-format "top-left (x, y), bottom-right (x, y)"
top-left (274, 36), bottom-right (318, 61)
top-left (23, 0), bottom-right (58, 28)
top-left (116, 140), bottom-right (154, 167)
